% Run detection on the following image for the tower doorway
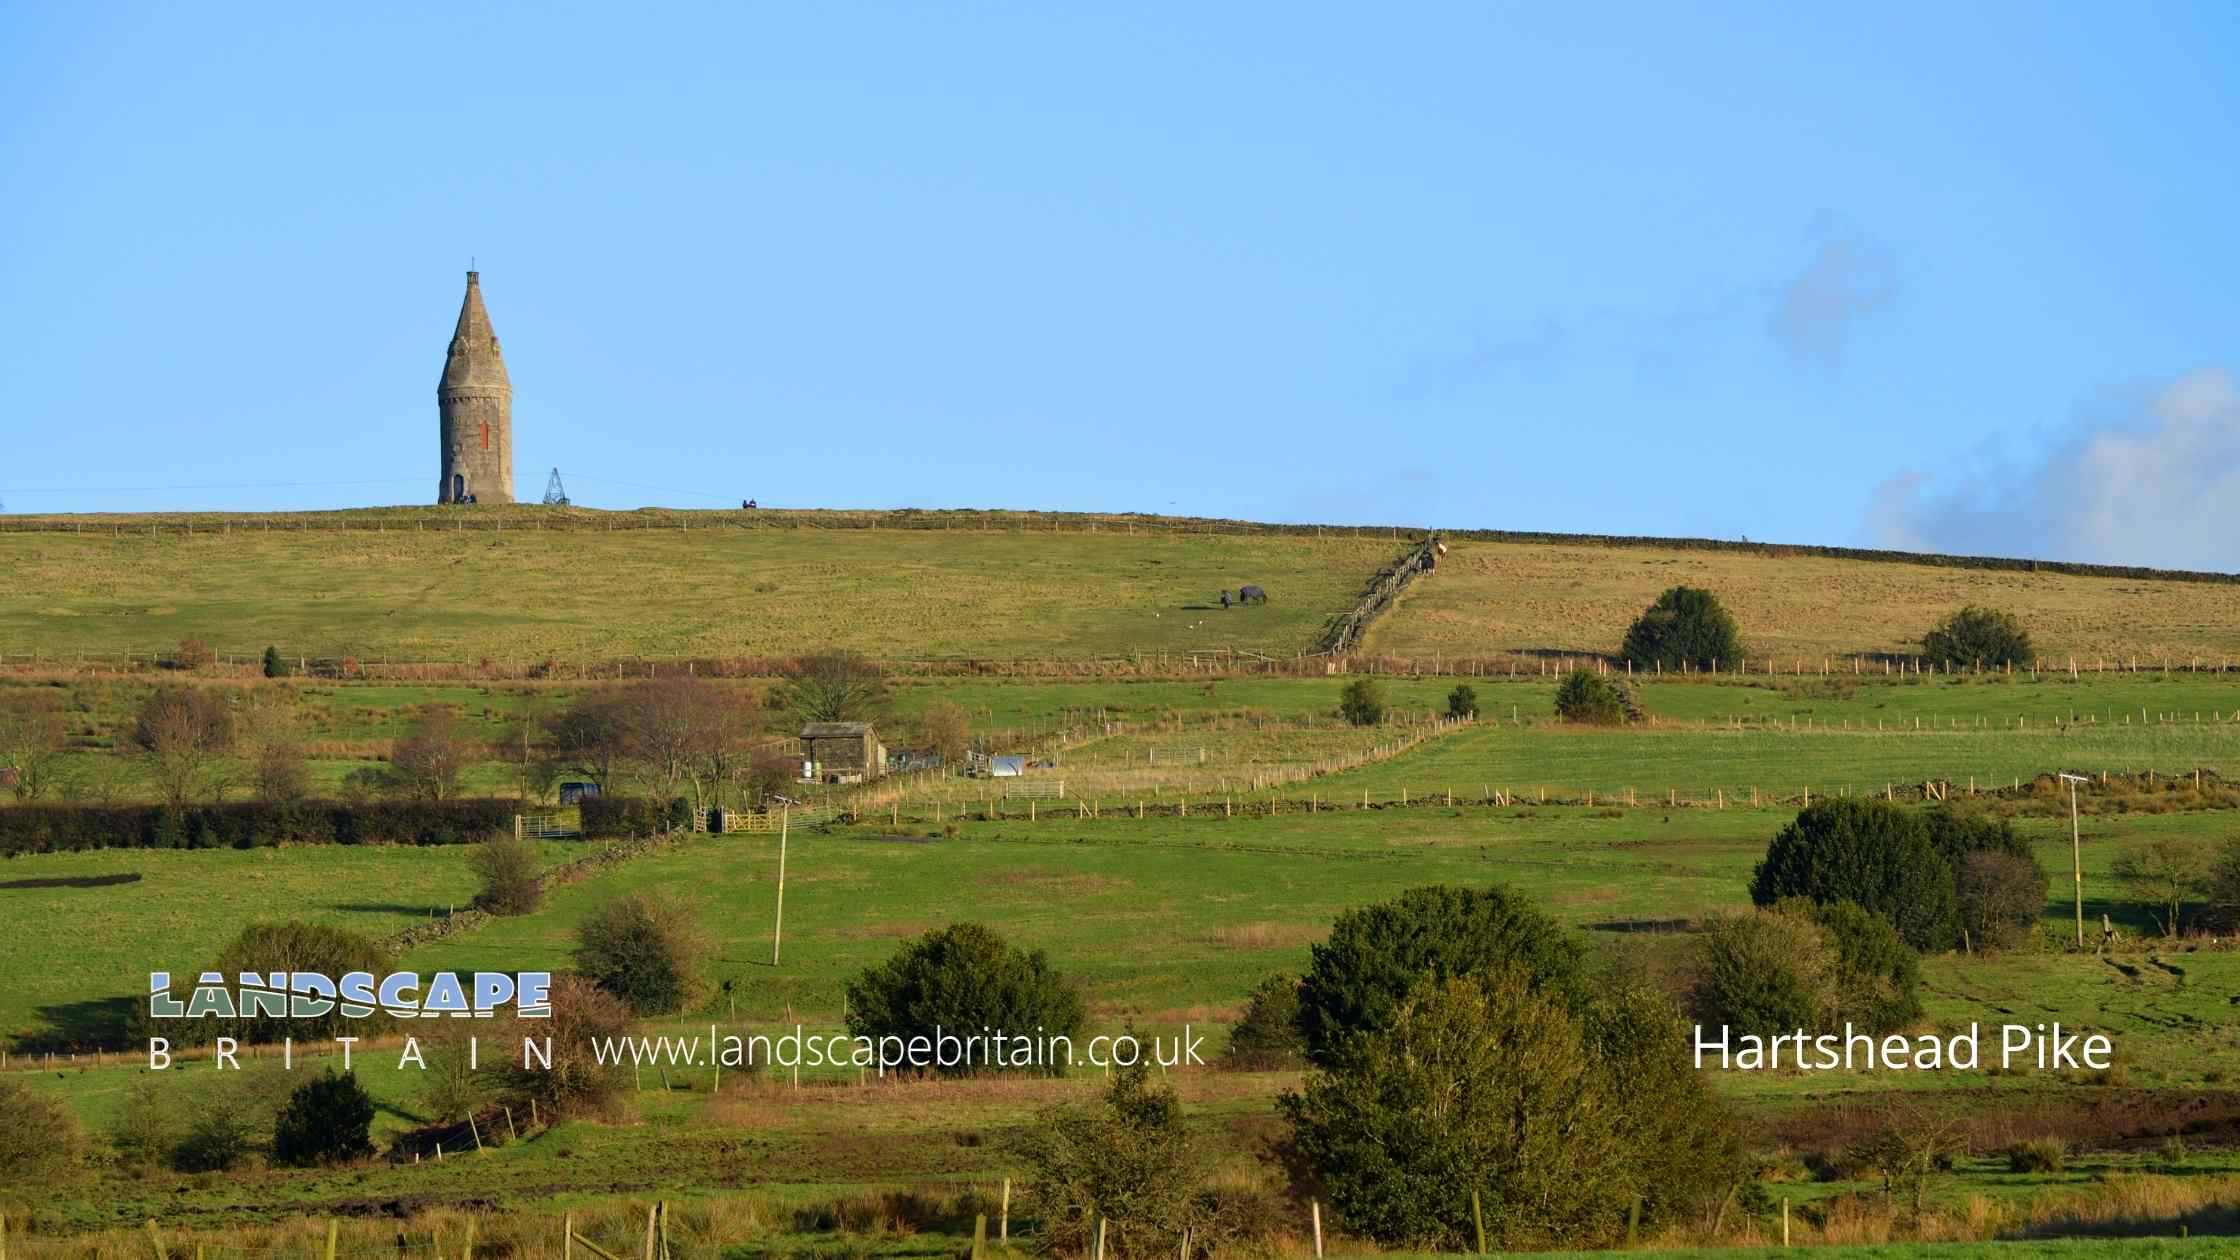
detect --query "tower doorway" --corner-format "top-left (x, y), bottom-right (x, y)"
top-left (451, 473), bottom-right (465, 502)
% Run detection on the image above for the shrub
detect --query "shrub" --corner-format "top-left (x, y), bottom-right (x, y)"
top-left (1692, 911), bottom-right (1837, 1036)
top-left (496, 975), bottom-right (634, 1119)
top-left (467, 834), bottom-right (544, 916)
top-left (1620, 586), bottom-right (1741, 671)
top-left (579, 794), bottom-right (661, 837)
top-left (1806, 899), bottom-right (1924, 1032)
top-left (845, 922), bottom-right (1086, 1076)
top-left (175, 638), bottom-right (216, 671)
top-left (0, 1075), bottom-right (85, 1184)
top-left (1298, 884), bottom-right (1586, 1066)
top-left (1445, 684), bottom-right (1478, 719)
top-left (1923, 606), bottom-right (2033, 669)
top-left (1749, 799), bottom-right (1958, 951)
top-left (271, 1070), bottom-right (375, 1167)
top-left (1224, 974), bottom-right (1307, 1071)
top-left (1338, 678), bottom-right (1384, 727)
top-left (573, 891), bottom-right (715, 1014)
top-left (174, 1090), bottom-right (264, 1172)
top-left (1009, 1060), bottom-right (1210, 1258)
top-left (261, 646), bottom-right (288, 678)
top-left (2007, 1138), bottom-right (2066, 1173)
top-left (1955, 851), bottom-right (2048, 951)
top-left (1553, 669), bottom-right (1627, 725)
top-left (111, 1075), bottom-right (179, 1168)
top-left (141, 921), bottom-right (395, 1048)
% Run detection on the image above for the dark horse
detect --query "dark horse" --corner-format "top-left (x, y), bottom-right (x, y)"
top-left (1237, 584), bottom-right (1268, 604)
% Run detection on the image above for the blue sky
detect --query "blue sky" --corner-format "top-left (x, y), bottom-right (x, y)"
top-left (3, 3), bottom-right (2235, 566)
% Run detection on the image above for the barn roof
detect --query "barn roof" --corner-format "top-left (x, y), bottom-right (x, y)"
top-left (800, 721), bottom-right (874, 738)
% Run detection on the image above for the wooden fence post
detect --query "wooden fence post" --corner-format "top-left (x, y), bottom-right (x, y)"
top-left (1311, 1200), bottom-right (1324, 1259)
top-left (972, 1214), bottom-right (988, 1260)
top-left (1472, 1190), bottom-right (1487, 1255)
top-left (325, 1219), bottom-right (339, 1260)
top-left (1001, 1177), bottom-right (1011, 1244)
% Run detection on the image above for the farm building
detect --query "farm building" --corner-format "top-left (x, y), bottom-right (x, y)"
top-left (800, 722), bottom-right (887, 784)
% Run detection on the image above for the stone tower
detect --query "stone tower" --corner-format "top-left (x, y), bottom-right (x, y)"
top-left (436, 271), bottom-right (514, 504)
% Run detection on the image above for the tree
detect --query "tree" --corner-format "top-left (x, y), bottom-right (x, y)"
top-left (1923, 605), bottom-right (2033, 669)
top-left (386, 707), bottom-right (473, 802)
top-left (0, 1076), bottom-right (85, 1184)
top-left (573, 891), bottom-right (715, 1014)
top-left (1338, 678), bottom-right (1384, 727)
top-left (845, 922), bottom-right (1087, 1076)
top-left (1224, 974), bottom-right (1307, 1070)
top-left (1692, 910), bottom-right (1838, 1036)
top-left (271, 1070), bottom-right (375, 1166)
top-left (1954, 851), bottom-right (2048, 951)
top-left (132, 685), bottom-right (234, 811)
top-left (1620, 586), bottom-right (1741, 671)
top-left (1445, 684), bottom-right (1478, 719)
top-left (173, 1074), bottom-right (278, 1172)
top-left (0, 687), bottom-right (70, 802)
top-left (615, 676), bottom-right (755, 807)
top-left (467, 834), bottom-right (543, 916)
top-left (2207, 836), bottom-right (2240, 933)
top-left (176, 921), bottom-right (394, 1047)
top-left (776, 650), bottom-right (889, 724)
top-left (543, 688), bottom-right (633, 791)
top-left (1281, 974), bottom-right (1630, 1250)
top-left (238, 685), bottom-right (310, 806)
top-left (2112, 837), bottom-right (2214, 936)
top-left (1553, 669), bottom-right (1627, 725)
top-left (1009, 1060), bottom-right (1212, 1258)
top-left (910, 699), bottom-right (973, 765)
top-left (1297, 884), bottom-right (1587, 1066)
top-left (1748, 799), bottom-right (1958, 951)
top-left (261, 645), bottom-right (288, 678)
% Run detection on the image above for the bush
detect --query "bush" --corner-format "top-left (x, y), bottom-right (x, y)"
top-left (1620, 586), bottom-right (1741, 671)
top-left (2007, 1138), bottom-right (2066, 1173)
top-left (271, 1070), bottom-right (375, 1167)
top-left (1553, 669), bottom-right (1627, 725)
top-left (1923, 606), bottom-right (2033, 669)
top-left (174, 1088), bottom-right (265, 1172)
top-left (1338, 678), bottom-right (1384, 727)
top-left (844, 922), bottom-right (1087, 1076)
top-left (573, 891), bottom-right (715, 1015)
top-left (1224, 974), bottom-right (1307, 1070)
top-left (1955, 851), bottom-right (2048, 952)
top-left (1445, 684), bottom-right (1478, 719)
top-left (579, 794), bottom-right (661, 837)
top-left (496, 975), bottom-right (634, 1119)
top-left (1806, 899), bottom-right (1923, 1032)
top-left (467, 834), bottom-right (544, 916)
top-left (1923, 808), bottom-right (2032, 863)
top-left (139, 921), bottom-right (395, 1048)
top-left (1009, 1060), bottom-right (1210, 1258)
top-left (261, 646), bottom-right (288, 678)
top-left (1749, 800), bottom-right (1958, 951)
top-left (1692, 911), bottom-right (1837, 1036)
top-left (0, 1075), bottom-right (85, 1184)
top-left (1298, 884), bottom-right (1587, 1066)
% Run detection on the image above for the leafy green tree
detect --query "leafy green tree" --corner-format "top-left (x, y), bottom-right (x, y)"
top-left (1010, 1059), bottom-right (1211, 1258)
top-left (1553, 669), bottom-right (1627, 724)
top-left (271, 1070), bottom-right (375, 1167)
top-left (1620, 586), bottom-right (1741, 670)
top-left (1692, 910), bottom-right (1838, 1036)
top-left (1922, 605), bottom-right (2033, 669)
top-left (1749, 800), bottom-right (1958, 951)
top-left (573, 891), bottom-right (715, 1014)
top-left (1224, 974), bottom-right (1306, 1070)
top-left (1297, 884), bottom-right (1586, 1066)
top-left (844, 923), bottom-right (1086, 1075)
top-left (1445, 684), bottom-right (1478, 719)
top-left (1338, 678), bottom-right (1384, 727)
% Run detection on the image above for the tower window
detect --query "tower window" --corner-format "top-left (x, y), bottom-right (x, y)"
top-left (480, 421), bottom-right (491, 451)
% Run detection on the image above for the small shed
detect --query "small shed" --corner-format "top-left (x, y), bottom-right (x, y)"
top-left (988, 755), bottom-right (1026, 778)
top-left (800, 722), bottom-right (887, 784)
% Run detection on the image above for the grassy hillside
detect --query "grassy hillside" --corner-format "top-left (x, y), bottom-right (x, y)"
top-left (0, 511), bottom-right (1393, 662)
top-left (1370, 538), bottom-right (2240, 663)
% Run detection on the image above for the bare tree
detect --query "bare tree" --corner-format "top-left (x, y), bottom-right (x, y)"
top-left (776, 651), bottom-right (888, 725)
top-left (0, 688), bottom-right (71, 802)
top-left (239, 686), bottom-right (310, 805)
top-left (542, 688), bottom-right (633, 791)
top-left (909, 699), bottom-right (972, 766)
top-left (132, 686), bottom-right (235, 811)
top-left (615, 677), bottom-right (757, 808)
top-left (386, 708), bottom-right (472, 802)
top-left (2113, 837), bottom-right (2215, 936)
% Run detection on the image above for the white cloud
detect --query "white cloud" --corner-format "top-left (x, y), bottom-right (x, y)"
top-left (1865, 369), bottom-right (2240, 571)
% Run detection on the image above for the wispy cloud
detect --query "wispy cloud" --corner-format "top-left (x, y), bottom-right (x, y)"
top-left (1770, 236), bottom-right (1897, 366)
top-left (1864, 369), bottom-right (2240, 571)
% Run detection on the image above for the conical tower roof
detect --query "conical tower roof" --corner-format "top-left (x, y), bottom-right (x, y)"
top-left (438, 271), bottom-right (510, 395)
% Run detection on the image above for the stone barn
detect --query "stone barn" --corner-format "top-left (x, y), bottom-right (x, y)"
top-left (800, 722), bottom-right (887, 784)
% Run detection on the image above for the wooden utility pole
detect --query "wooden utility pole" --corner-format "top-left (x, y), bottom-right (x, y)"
top-left (2061, 774), bottom-right (2088, 947)
top-left (772, 806), bottom-right (789, 965)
